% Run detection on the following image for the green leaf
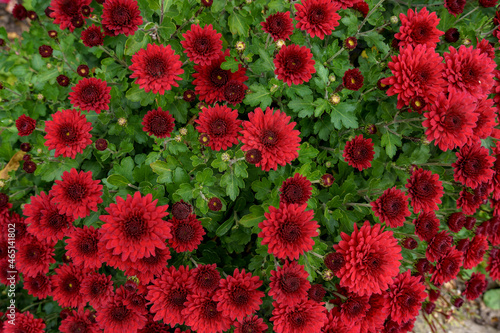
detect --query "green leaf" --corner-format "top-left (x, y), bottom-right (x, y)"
top-left (381, 132), bottom-right (402, 158)
top-left (196, 168), bottom-right (214, 186)
top-left (113, 156), bottom-right (135, 182)
top-left (253, 48), bottom-right (275, 73)
top-left (289, 95), bottom-right (314, 118)
top-left (107, 174), bottom-right (130, 187)
top-left (484, 289), bottom-right (500, 309)
top-left (228, 12), bottom-right (251, 36)
top-left (221, 172), bottom-right (244, 200)
top-left (126, 85), bottom-right (146, 102)
top-left (175, 183), bottom-right (194, 201)
top-left (243, 84), bottom-right (272, 109)
top-left (216, 217), bottom-right (235, 237)
top-left (330, 103), bottom-right (358, 130)
top-left (220, 55), bottom-right (240, 73)
top-left (363, 31), bottom-right (390, 55)
top-left (150, 160), bottom-right (171, 174)
top-left (251, 178), bottom-right (272, 201)
top-left (239, 206), bottom-right (265, 229)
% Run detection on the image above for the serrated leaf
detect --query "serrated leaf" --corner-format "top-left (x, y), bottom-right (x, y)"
top-left (228, 12), bottom-right (250, 36)
top-left (363, 31), bottom-right (390, 55)
top-left (288, 95), bottom-right (314, 118)
top-left (330, 103), bottom-right (358, 130)
top-left (107, 174), bottom-right (130, 187)
top-left (381, 132), bottom-right (402, 158)
top-left (243, 84), bottom-right (272, 109)
top-left (221, 172), bottom-right (244, 200)
top-left (220, 55), bottom-right (240, 73)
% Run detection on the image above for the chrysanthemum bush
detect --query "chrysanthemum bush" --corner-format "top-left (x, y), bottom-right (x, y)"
top-left (2, 0), bottom-right (500, 332)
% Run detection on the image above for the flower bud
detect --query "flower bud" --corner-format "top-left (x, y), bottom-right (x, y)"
top-left (175, 135), bottom-right (182, 142)
top-left (390, 16), bottom-right (398, 24)
top-left (179, 128), bottom-right (187, 136)
top-left (236, 41), bottom-right (246, 52)
top-left (276, 39), bottom-right (285, 48)
top-left (37, 94), bottom-right (44, 101)
top-left (329, 93), bottom-right (340, 105)
top-left (322, 269), bottom-right (334, 281)
top-left (328, 74), bottom-right (336, 82)
top-left (221, 153), bottom-right (230, 162)
top-left (118, 118), bottom-right (127, 126)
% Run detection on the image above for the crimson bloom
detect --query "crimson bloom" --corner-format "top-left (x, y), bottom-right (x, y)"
top-left (195, 104), bottom-right (242, 151)
top-left (44, 109), bottom-right (93, 158)
top-left (49, 0), bottom-right (91, 32)
top-left (2, 312), bottom-right (45, 333)
top-left (168, 214), bottom-right (206, 252)
top-left (69, 78), bottom-right (111, 113)
top-left (259, 203), bottom-right (319, 260)
top-left (395, 7), bottom-right (444, 49)
top-left (16, 115), bottom-right (36, 136)
top-left (487, 248), bottom-right (500, 281)
top-left (234, 315), bottom-right (268, 333)
top-left (223, 80), bottom-right (247, 105)
top-left (101, 0), bottom-right (143, 36)
top-left (24, 273), bottom-right (52, 299)
top-left (342, 68), bottom-right (364, 91)
top-left (371, 187), bottom-right (411, 228)
top-left (99, 192), bottom-right (170, 262)
top-left (452, 142), bottom-right (494, 189)
top-left (59, 309), bottom-right (100, 333)
top-left (261, 11), bottom-right (294, 41)
top-left (80, 272), bottom-right (114, 310)
top-left (271, 299), bottom-right (327, 333)
top-left (445, 0), bottom-right (466, 16)
top-left (12, 4), bottom-right (28, 20)
top-left (181, 24), bottom-right (223, 65)
top-left (16, 235), bottom-right (55, 277)
top-left (269, 260), bottom-right (311, 304)
top-left (426, 231), bottom-right (453, 262)
top-left (123, 247), bottom-right (171, 284)
top-left (129, 43), bottom-right (184, 95)
top-left (187, 263), bottom-right (221, 295)
top-left (464, 273), bottom-right (488, 301)
top-left (472, 97), bottom-right (497, 141)
top-left (142, 107), bottom-right (175, 138)
top-left (431, 247), bottom-right (463, 285)
top-left (240, 107), bottom-right (301, 171)
top-left (65, 226), bottom-right (102, 270)
top-left (81, 24), bottom-right (104, 47)
top-left (387, 270), bottom-right (427, 324)
top-left (406, 168), bottom-right (443, 213)
top-left (182, 293), bottom-right (232, 333)
top-left (295, 0), bottom-right (341, 40)
top-left (333, 221), bottom-right (402, 296)
top-left (279, 173), bottom-right (312, 206)
top-left (51, 263), bottom-right (86, 308)
top-left (274, 44), bottom-right (316, 86)
top-left (343, 134), bottom-right (375, 171)
top-left (464, 235), bottom-right (488, 269)
top-left (413, 211), bottom-right (440, 242)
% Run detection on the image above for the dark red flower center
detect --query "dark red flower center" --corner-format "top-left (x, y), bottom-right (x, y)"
top-left (149, 114), bottom-right (170, 136)
top-left (210, 118), bottom-right (227, 137)
top-left (261, 129), bottom-right (279, 147)
top-left (231, 286), bottom-right (250, 305)
top-left (364, 254), bottom-right (382, 272)
top-left (462, 63), bottom-right (480, 84)
top-left (443, 111), bottom-right (464, 130)
top-left (284, 54), bottom-right (303, 72)
top-left (383, 196), bottom-right (404, 217)
top-left (414, 179), bottom-right (436, 198)
top-left (400, 293), bottom-right (418, 308)
top-left (69, 321), bottom-right (88, 333)
top-left (308, 6), bottom-right (325, 24)
top-left (241, 321), bottom-right (259, 333)
top-left (110, 305), bottom-right (129, 322)
top-left (283, 184), bottom-right (303, 203)
top-left (269, 16), bottom-right (286, 33)
top-left (278, 221), bottom-right (301, 243)
top-left (194, 36), bottom-right (211, 54)
top-left (111, 5), bottom-right (132, 26)
top-left (202, 300), bottom-right (219, 319)
top-left (289, 310), bottom-right (306, 328)
top-left (78, 235), bottom-right (98, 254)
top-left (174, 223), bottom-right (195, 243)
top-left (463, 158), bottom-right (481, 175)
top-left (411, 24), bottom-right (430, 43)
top-left (81, 84), bottom-right (100, 103)
top-left (210, 68), bottom-right (229, 87)
top-left (63, 276), bottom-right (80, 294)
top-left (62, 0), bottom-right (80, 16)
top-left (141, 252), bottom-right (161, 265)
top-left (26, 245), bottom-right (41, 261)
top-left (224, 81), bottom-right (245, 103)
top-left (47, 211), bottom-right (68, 230)
top-left (415, 66), bottom-right (431, 83)
top-left (66, 183), bottom-right (87, 202)
top-left (90, 280), bottom-right (106, 296)
top-left (59, 124), bottom-right (78, 143)
top-left (196, 268), bottom-right (219, 290)
top-left (146, 56), bottom-right (167, 78)
top-left (170, 288), bottom-right (188, 308)
top-left (280, 273), bottom-right (301, 293)
top-left (123, 214), bottom-right (146, 239)
top-left (343, 297), bottom-right (366, 318)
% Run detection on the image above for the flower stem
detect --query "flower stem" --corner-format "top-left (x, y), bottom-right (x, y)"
top-left (454, 6), bottom-right (479, 25)
top-left (345, 202), bottom-right (372, 207)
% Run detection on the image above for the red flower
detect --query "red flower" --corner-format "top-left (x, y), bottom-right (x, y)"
top-left (181, 24), bottom-right (223, 65)
top-left (333, 221), bottom-right (402, 296)
top-left (2, 312), bottom-right (45, 333)
top-left (387, 270), bottom-right (427, 324)
top-left (447, 212), bottom-right (466, 233)
top-left (342, 68), bottom-right (364, 91)
top-left (323, 308), bottom-right (360, 332)
top-left (187, 263), bottom-right (221, 295)
top-left (69, 78), bottom-right (111, 113)
top-left (195, 104), bottom-right (242, 151)
top-left (443, 45), bottom-right (496, 100)
top-left (24, 273), bottom-right (52, 299)
top-left (50, 168), bottom-right (102, 220)
top-left (487, 248), bottom-right (500, 281)
top-left (464, 273), bottom-right (488, 301)
top-left (452, 143), bottom-right (494, 189)
top-left (16, 115), bottom-right (36, 136)
top-left (17, 235), bottom-right (55, 277)
top-left (269, 260), bottom-right (310, 304)
top-left (99, 192), bottom-right (170, 262)
top-left (343, 134), bottom-right (375, 171)
top-left (60, 309), bottom-right (100, 333)
top-left (51, 263), bottom-right (86, 308)
top-left (234, 315), bottom-right (268, 333)
top-left (240, 107), bottom-right (301, 171)
top-left (422, 92), bottom-right (478, 151)
top-left (81, 24), bottom-right (104, 47)
top-left (171, 200), bottom-right (192, 220)
top-left (129, 43), bottom-right (184, 95)
top-left (65, 226), bottom-right (102, 270)
top-left (472, 97), bottom-right (497, 141)
top-left (137, 315), bottom-right (172, 333)
top-left (81, 272), bottom-right (114, 310)
top-left (168, 214), bottom-right (205, 252)
top-left (49, 0), bottom-right (91, 32)
top-left (124, 247), bottom-right (171, 284)
top-left (371, 187), bottom-right (411, 228)
top-left (431, 247), bottom-right (463, 285)
top-left (308, 284), bottom-right (326, 302)
top-left (44, 109), bottom-right (93, 159)
top-left (337, 289), bottom-right (371, 328)
top-left (24, 191), bottom-right (74, 243)
top-left (352, 1), bottom-right (369, 16)
top-left (295, 0), bottom-right (341, 40)
top-left (360, 294), bottom-right (389, 333)
top-left (444, 0), bottom-right (466, 16)
top-left (12, 4), bottom-right (28, 20)
top-left (324, 252), bottom-right (344, 273)
top-left (261, 11), bottom-right (294, 41)
top-left (395, 7), bottom-right (444, 49)
top-left (480, 0), bottom-right (498, 7)
top-left (142, 107), bottom-right (175, 138)
top-left (406, 168), bottom-right (443, 213)
top-left (381, 44), bottom-right (445, 109)
top-left (413, 211), bottom-right (440, 242)
top-left (213, 268), bottom-right (264, 321)
top-left (279, 173), bottom-right (312, 206)
top-left (259, 203), bottom-right (319, 260)
top-left (274, 44), bottom-right (316, 86)
top-left (101, 0), bottom-right (143, 36)
top-left (271, 299), bottom-right (327, 333)
top-left (426, 231), bottom-right (453, 262)
top-left (223, 80), bottom-right (247, 105)
top-left (464, 235), bottom-right (488, 269)
top-left (147, 265), bottom-right (192, 326)
top-left (182, 293), bottom-right (232, 333)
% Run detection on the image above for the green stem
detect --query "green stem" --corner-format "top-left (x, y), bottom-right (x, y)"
top-left (454, 6), bottom-right (479, 25)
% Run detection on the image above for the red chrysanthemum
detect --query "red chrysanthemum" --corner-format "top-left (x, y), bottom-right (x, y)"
top-left (269, 260), bottom-right (310, 305)
top-left (405, 168), bottom-right (443, 213)
top-left (51, 263), bottom-right (86, 308)
top-left (431, 247), bottom-right (463, 285)
top-left (69, 78), bottom-right (111, 114)
top-left (147, 265), bottom-right (192, 326)
top-left (2, 312), bottom-right (45, 333)
top-left (447, 212), bottom-right (466, 233)
top-left (182, 293), bottom-right (232, 333)
top-left (413, 211), bottom-right (440, 242)
top-left (81, 24), bottom-right (104, 47)
top-left (24, 273), bottom-right (52, 299)
top-left (294, 0), bottom-right (341, 40)
top-left (60, 309), bottom-right (100, 333)
top-left (333, 221), bottom-right (402, 296)
top-left (240, 107), bottom-right (301, 171)
top-left (342, 68), bottom-right (364, 91)
top-left (464, 235), bottom-right (488, 269)
top-left (49, 0), bottom-right (91, 32)
top-left (101, 0), bottom-right (143, 36)
top-left (123, 246), bottom-right (171, 284)
top-left (381, 44), bottom-right (445, 109)
top-left (322, 307), bottom-right (359, 333)
top-left (343, 134), bottom-right (375, 171)
top-left (426, 231), bottom-right (453, 262)
top-left (81, 272), bottom-right (114, 309)
top-left (192, 49), bottom-right (248, 104)
top-left (16, 114), bottom-right (36, 136)
top-left (464, 273), bottom-right (488, 301)
top-left (24, 191), bottom-right (74, 243)
top-left (137, 315), bottom-right (172, 333)
top-left (422, 92), bottom-right (478, 151)
top-left (171, 200), bottom-right (192, 220)
top-left (168, 214), bottom-right (205, 252)
top-left (181, 24), bottom-right (223, 65)
top-left (213, 268), bottom-right (264, 321)
top-left (187, 263), bottom-right (220, 295)
top-left (487, 248), bottom-right (500, 281)
top-left (16, 235), bottom-right (55, 277)
top-left (324, 252), bottom-right (344, 273)
top-left (274, 44), bottom-right (316, 86)
top-left (234, 315), bottom-right (268, 333)
top-left (444, 0), bottom-right (466, 16)
top-left (308, 284), bottom-right (326, 302)
top-left (223, 80), bottom-right (248, 105)
top-left (452, 142), bottom-right (494, 189)
top-left (395, 7), bottom-right (444, 49)
top-left (271, 299), bottom-right (327, 333)
top-left (44, 109), bottom-right (93, 158)
top-left (371, 187), bottom-right (411, 228)
top-left (443, 45), bottom-right (496, 100)
top-left (261, 11), bottom-right (294, 41)
top-left (129, 43), bottom-right (184, 95)
top-left (259, 203), bottom-right (319, 260)
top-left (352, 0), bottom-right (369, 16)
top-left (12, 4), bottom-right (28, 20)
top-left (49, 169), bottom-right (101, 221)
top-left (387, 270), bottom-right (427, 324)
top-left (359, 294), bottom-right (389, 333)
top-left (142, 107), bottom-right (175, 138)
top-left (65, 226), bottom-right (102, 270)
top-left (279, 173), bottom-right (312, 206)
top-left (195, 104), bottom-right (242, 151)
top-left (472, 97), bottom-right (497, 141)
top-left (335, 288), bottom-right (371, 328)
top-left (485, 216), bottom-right (500, 246)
